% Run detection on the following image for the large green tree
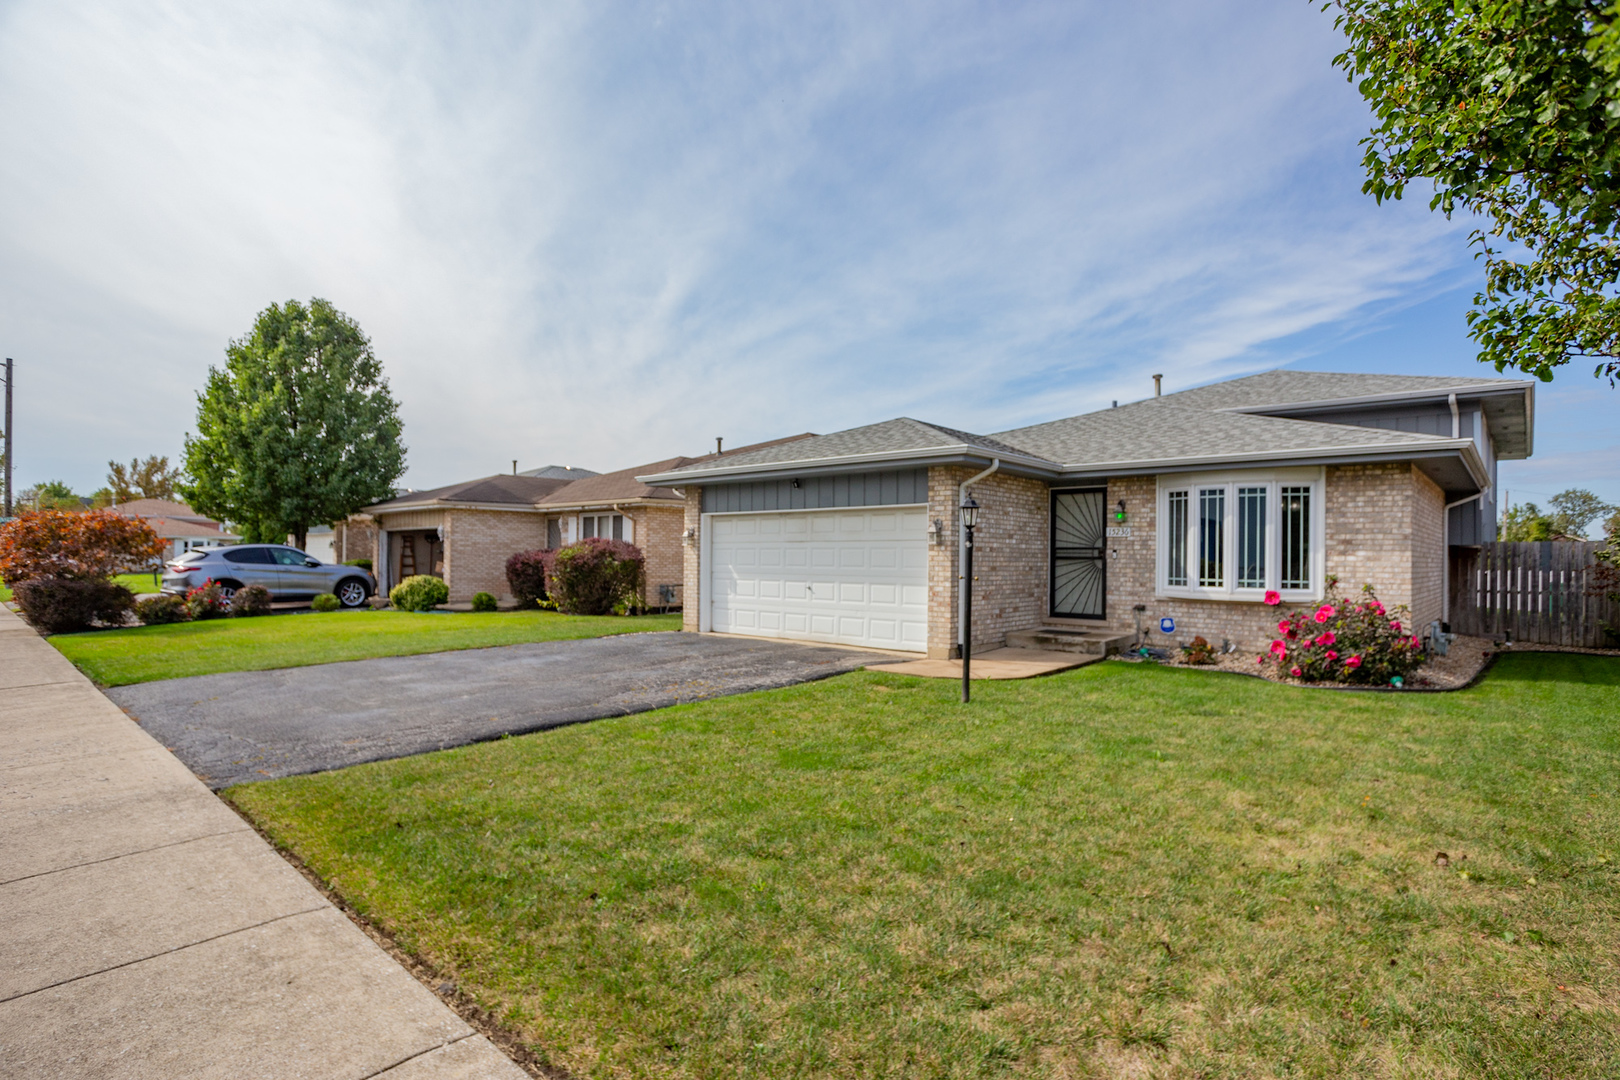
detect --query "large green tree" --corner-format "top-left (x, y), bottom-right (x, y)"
top-left (1329, 0), bottom-right (1620, 384)
top-left (106, 455), bottom-right (180, 502)
top-left (181, 299), bottom-right (406, 549)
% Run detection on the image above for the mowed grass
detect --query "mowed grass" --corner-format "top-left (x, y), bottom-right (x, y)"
top-left (51, 609), bottom-right (682, 686)
top-left (0, 571), bottom-right (160, 603)
top-left (228, 652), bottom-right (1620, 1079)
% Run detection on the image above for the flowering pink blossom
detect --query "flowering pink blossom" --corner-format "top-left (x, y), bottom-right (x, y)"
top-left (1313, 605), bottom-right (1336, 624)
top-left (1290, 666), bottom-right (1302, 677)
top-left (1326, 650), bottom-right (1339, 660)
top-left (1346, 655), bottom-right (1362, 669)
top-left (1411, 635), bottom-right (1421, 648)
top-left (1371, 603), bottom-right (1385, 615)
top-left (1390, 620), bottom-right (1402, 634)
top-left (1278, 620), bottom-right (1292, 634)
top-left (1316, 631), bottom-right (1336, 647)
top-left (1264, 590), bottom-right (1282, 606)
top-left (1269, 640), bottom-right (1287, 657)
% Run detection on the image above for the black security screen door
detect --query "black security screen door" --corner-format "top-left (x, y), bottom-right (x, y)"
top-left (1051, 488), bottom-right (1106, 619)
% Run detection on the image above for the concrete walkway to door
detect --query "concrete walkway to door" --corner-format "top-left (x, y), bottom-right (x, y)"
top-left (0, 605), bottom-right (527, 1080)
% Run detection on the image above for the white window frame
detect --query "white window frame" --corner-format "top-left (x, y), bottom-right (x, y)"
top-left (1155, 467), bottom-right (1324, 602)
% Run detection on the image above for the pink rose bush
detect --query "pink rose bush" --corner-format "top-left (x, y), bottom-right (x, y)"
top-left (1257, 578), bottom-right (1425, 685)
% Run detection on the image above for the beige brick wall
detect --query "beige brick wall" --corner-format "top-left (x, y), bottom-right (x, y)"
top-left (1100, 464), bottom-right (1444, 654)
top-left (631, 505), bottom-right (685, 607)
top-left (926, 466), bottom-right (1050, 658)
top-left (442, 510), bottom-right (548, 603)
top-left (683, 487), bottom-right (702, 631)
top-left (334, 518), bottom-right (377, 565)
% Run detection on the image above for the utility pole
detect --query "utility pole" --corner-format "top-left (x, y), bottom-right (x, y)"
top-left (3, 358), bottom-right (12, 518)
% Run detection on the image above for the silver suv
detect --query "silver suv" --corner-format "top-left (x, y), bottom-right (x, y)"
top-left (162, 545), bottom-right (375, 608)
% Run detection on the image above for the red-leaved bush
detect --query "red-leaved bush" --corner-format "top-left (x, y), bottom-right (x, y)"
top-left (545, 538), bottom-right (645, 615)
top-left (1258, 578), bottom-right (1426, 685)
top-left (505, 550), bottom-right (550, 608)
top-left (10, 578), bottom-right (135, 634)
top-left (0, 509), bottom-right (165, 584)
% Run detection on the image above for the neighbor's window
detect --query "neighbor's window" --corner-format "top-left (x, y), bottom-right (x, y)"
top-left (1158, 471), bottom-right (1322, 601)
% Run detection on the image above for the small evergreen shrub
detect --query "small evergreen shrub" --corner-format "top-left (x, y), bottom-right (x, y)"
top-left (231, 583), bottom-right (273, 617)
top-left (505, 550), bottom-right (549, 608)
top-left (389, 575), bottom-right (449, 612)
top-left (135, 593), bottom-right (191, 626)
top-left (546, 538), bottom-right (644, 616)
top-left (186, 581), bottom-right (230, 620)
top-left (1259, 580), bottom-right (1426, 685)
top-left (471, 591), bottom-right (498, 612)
top-left (343, 558), bottom-right (373, 571)
top-left (311, 592), bottom-right (341, 612)
top-left (13, 577), bottom-right (135, 634)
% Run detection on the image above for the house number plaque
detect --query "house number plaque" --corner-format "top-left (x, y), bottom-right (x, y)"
top-left (1105, 526), bottom-right (1131, 537)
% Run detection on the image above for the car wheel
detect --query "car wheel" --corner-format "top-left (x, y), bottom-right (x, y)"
top-left (214, 580), bottom-right (242, 608)
top-left (336, 578), bottom-right (369, 608)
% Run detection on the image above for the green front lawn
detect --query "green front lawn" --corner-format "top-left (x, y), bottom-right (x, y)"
top-left (230, 653), bottom-right (1620, 1078)
top-left (52, 610), bottom-right (682, 686)
top-left (0, 571), bottom-right (161, 603)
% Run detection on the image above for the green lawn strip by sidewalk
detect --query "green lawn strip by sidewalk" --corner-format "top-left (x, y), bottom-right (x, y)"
top-left (0, 571), bottom-right (161, 603)
top-left (51, 609), bottom-right (682, 686)
top-left (228, 653), bottom-right (1620, 1078)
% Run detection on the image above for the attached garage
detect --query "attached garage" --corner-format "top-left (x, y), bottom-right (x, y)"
top-left (703, 507), bottom-right (929, 652)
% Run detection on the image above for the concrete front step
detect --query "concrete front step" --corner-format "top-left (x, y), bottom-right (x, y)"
top-left (1004, 626), bottom-right (1132, 655)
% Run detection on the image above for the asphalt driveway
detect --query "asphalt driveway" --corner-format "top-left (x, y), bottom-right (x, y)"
top-left (108, 632), bottom-right (891, 789)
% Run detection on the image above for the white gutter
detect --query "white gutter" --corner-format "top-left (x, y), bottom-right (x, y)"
top-left (1449, 393), bottom-right (1460, 438)
top-left (636, 444), bottom-right (1054, 485)
top-left (1441, 490), bottom-right (1486, 625)
top-left (957, 459), bottom-right (1000, 655)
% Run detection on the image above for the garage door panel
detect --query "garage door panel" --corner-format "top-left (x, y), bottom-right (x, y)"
top-left (709, 507), bottom-right (927, 652)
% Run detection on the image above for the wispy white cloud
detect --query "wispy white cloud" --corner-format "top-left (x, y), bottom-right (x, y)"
top-left (1, 0), bottom-right (1482, 492)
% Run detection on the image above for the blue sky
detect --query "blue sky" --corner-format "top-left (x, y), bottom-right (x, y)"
top-left (0, 0), bottom-right (1614, 518)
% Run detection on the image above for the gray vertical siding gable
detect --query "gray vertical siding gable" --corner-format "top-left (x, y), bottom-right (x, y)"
top-left (701, 468), bottom-right (929, 513)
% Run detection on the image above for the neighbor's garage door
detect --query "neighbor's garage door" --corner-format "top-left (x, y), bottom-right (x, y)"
top-left (708, 507), bottom-right (928, 652)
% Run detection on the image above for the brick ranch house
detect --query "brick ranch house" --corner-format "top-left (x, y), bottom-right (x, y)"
top-left (111, 498), bottom-right (240, 561)
top-left (359, 439), bottom-right (812, 605)
top-left (637, 371), bottom-right (1534, 659)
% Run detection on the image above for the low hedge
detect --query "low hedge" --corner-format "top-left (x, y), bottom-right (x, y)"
top-left (13, 577), bottom-right (135, 634)
top-left (231, 584), bottom-right (273, 617)
top-left (135, 593), bottom-right (191, 626)
top-left (389, 575), bottom-right (449, 612)
top-left (505, 550), bottom-right (548, 608)
top-left (471, 591), bottom-right (498, 612)
top-left (311, 593), bottom-right (341, 612)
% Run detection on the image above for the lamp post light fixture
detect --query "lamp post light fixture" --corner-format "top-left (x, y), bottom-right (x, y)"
top-left (959, 494), bottom-right (980, 703)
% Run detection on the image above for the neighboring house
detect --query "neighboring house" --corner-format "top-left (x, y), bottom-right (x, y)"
top-left (637, 370), bottom-right (1534, 658)
top-left (111, 499), bottom-right (240, 562)
top-left (359, 441), bottom-right (812, 605)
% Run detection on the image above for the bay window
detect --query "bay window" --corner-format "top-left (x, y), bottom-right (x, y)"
top-left (1157, 470), bottom-right (1323, 601)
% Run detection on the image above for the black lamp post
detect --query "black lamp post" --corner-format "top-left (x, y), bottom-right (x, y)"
top-left (960, 494), bottom-right (980, 703)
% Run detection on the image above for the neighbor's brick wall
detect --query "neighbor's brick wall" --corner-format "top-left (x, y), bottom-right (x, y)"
top-left (682, 488), bottom-right (702, 631)
top-left (1100, 464), bottom-right (1445, 654)
top-left (334, 517), bottom-right (377, 565)
top-left (926, 466), bottom-right (1049, 658)
top-left (633, 504), bottom-right (685, 607)
top-left (442, 510), bottom-right (548, 603)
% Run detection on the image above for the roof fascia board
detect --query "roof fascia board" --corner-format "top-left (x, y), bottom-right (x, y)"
top-left (369, 501), bottom-right (543, 514)
top-left (1057, 441), bottom-right (1489, 490)
top-left (1216, 382), bottom-right (1534, 416)
top-left (637, 445), bottom-right (1059, 485)
top-left (535, 497), bottom-right (681, 512)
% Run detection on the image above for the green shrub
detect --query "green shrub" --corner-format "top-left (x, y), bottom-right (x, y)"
top-left (547, 538), bottom-right (644, 616)
top-left (135, 593), bottom-right (191, 626)
top-left (389, 575), bottom-right (449, 612)
top-left (186, 581), bottom-right (230, 620)
top-left (1259, 580), bottom-right (1426, 685)
top-left (471, 591), bottom-right (498, 612)
top-left (504, 550), bottom-right (548, 607)
top-left (311, 592), bottom-right (341, 612)
top-left (231, 583), bottom-right (273, 617)
top-left (343, 558), bottom-right (373, 571)
top-left (13, 577), bottom-right (135, 634)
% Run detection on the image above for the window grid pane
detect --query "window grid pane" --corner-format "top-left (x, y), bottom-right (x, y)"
top-left (1236, 486), bottom-right (1266, 589)
top-left (1281, 486), bottom-right (1312, 589)
top-left (1198, 488), bottom-right (1225, 587)
top-left (1166, 491), bottom-right (1188, 586)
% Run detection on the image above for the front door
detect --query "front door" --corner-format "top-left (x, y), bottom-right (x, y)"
top-left (1051, 489), bottom-right (1106, 619)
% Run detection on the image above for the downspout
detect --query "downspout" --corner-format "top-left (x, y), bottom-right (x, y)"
top-left (1449, 393), bottom-right (1460, 438)
top-left (957, 459), bottom-right (1000, 657)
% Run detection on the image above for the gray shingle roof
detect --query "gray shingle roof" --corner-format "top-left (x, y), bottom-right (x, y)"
top-left (991, 398), bottom-right (1461, 469)
top-left (1164, 369), bottom-right (1528, 411)
top-left (366, 474), bottom-right (574, 511)
top-left (660, 418), bottom-right (1042, 475)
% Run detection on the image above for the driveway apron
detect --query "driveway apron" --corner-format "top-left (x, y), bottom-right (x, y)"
top-left (111, 631), bottom-right (889, 789)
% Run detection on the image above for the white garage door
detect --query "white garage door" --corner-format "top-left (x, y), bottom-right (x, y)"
top-left (707, 507), bottom-right (928, 652)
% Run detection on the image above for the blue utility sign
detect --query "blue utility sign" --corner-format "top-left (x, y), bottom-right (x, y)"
top-left (1159, 617), bottom-right (1175, 634)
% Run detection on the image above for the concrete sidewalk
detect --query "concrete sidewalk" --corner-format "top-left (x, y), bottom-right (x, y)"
top-left (0, 606), bottom-right (528, 1079)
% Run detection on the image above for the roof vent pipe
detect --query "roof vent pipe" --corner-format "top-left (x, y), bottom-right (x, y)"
top-left (512, 460), bottom-right (518, 475)
top-left (716, 437), bottom-right (723, 455)
top-left (1153, 374), bottom-right (1163, 397)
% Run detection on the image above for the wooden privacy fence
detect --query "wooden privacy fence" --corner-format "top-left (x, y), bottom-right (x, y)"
top-left (1449, 542), bottom-right (1619, 647)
